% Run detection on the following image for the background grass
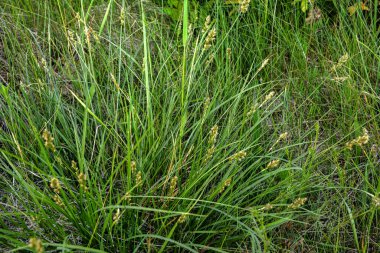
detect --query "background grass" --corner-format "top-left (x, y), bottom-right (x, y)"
top-left (0, 0), bottom-right (379, 252)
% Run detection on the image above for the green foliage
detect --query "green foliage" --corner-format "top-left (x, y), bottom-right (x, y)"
top-left (293, 0), bottom-right (313, 12)
top-left (0, 0), bottom-right (380, 252)
top-left (158, 0), bottom-right (215, 24)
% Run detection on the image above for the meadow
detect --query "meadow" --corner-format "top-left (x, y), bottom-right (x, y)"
top-left (0, 0), bottom-right (379, 252)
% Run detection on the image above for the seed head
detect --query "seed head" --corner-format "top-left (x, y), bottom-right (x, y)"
top-left (227, 48), bottom-right (232, 59)
top-left (331, 53), bottom-right (349, 72)
top-left (169, 176), bottom-right (178, 196)
top-left (257, 58), bottom-right (270, 74)
top-left (135, 171), bottom-right (142, 186)
top-left (77, 172), bottom-right (88, 191)
top-left (110, 73), bottom-right (120, 90)
top-left (113, 208), bottom-right (121, 224)
top-left (346, 128), bottom-right (370, 150)
top-left (264, 91), bottom-right (275, 104)
top-left (247, 103), bottom-right (258, 117)
top-left (306, 7), bottom-right (322, 24)
top-left (205, 145), bottom-right (216, 161)
top-left (29, 238), bottom-right (43, 253)
top-left (203, 96), bottom-right (211, 114)
top-left (373, 196), bottom-right (380, 207)
top-left (288, 197), bottom-right (307, 209)
top-left (42, 129), bottom-right (56, 152)
top-left (240, 0), bottom-right (251, 13)
top-left (229, 151), bottom-right (247, 162)
top-left (67, 30), bottom-right (75, 44)
top-left (206, 54), bottom-right (214, 65)
top-left (120, 7), bottom-right (125, 25)
top-left (279, 132), bottom-right (289, 141)
top-left (123, 192), bottom-right (131, 202)
top-left (261, 203), bottom-right (274, 211)
top-left (220, 178), bottom-right (232, 193)
top-left (202, 15), bottom-right (211, 33)
top-left (40, 58), bottom-right (48, 72)
top-left (178, 214), bottom-right (188, 224)
top-left (356, 128), bottom-right (369, 146)
top-left (71, 160), bottom-right (78, 174)
top-left (203, 28), bottom-right (216, 51)
top-left (50, 178), bottom-right (61, 194)
top-left (131, 161), bottom-right (137, 174)
top-left (53, 194), bottom-right (64, 207)
top-left (338, 53), bottom-right (349, 65)
top-left (266, 159), bottom-right (280, 169)
top-left (209, 125), bottom-right (219, 145)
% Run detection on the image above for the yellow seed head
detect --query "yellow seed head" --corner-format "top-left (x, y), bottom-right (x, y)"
top-left (220, 178), bottom-right (232, 193)
top-left (240, 0), bottom-right (251, 13)
top-left (257, 58), bottom-right (270, 74)
top-left (53, 194), bottom-right (64, 207)
top-left (356, 128), bottom-right (369, 146)
top-left (206, 54), bottom-right (214, 65)
top-left (50, 178), bottom-right (61, 194)
top-left (345, 141), bottom-right (354, 150)
top-left (178, 214), bottom-right (188, 224)
top-left (331, 53), bottom-right (349, 72)
top-left (169, 176), bottom-right (178, 195)
top-left (110, 73), bottom-right (120, 90)
top-left (54, 156), bottom-right (63, 166)
top-left (279, 132), bottom-right (289, 140)
top-left (261, 203), bottom-right (274, 211)
top-left (229, 151), bottom-right (247, 162)
top-left (120, 7), bottom-right (125, 25)
top-left (202, 15), bottom-right (211, 33)
top-left (71, 160), bottom-right (78, 173)
top-left (40, 58), bottom-right (48, 71)
top-left (136, 171), bottom-right (142, 186)
top-left (205, 145), bottom-right (216, 161)
top-left (264, 91), bottom-right (276, 104)
top-left (227, 48), bottom-right (232, 58)
top-left (332, 76), bottom-right (349, 82)
top-left (288, 197), bottom-right (307, 209)
top-left (209, 125), bottom-right (219, 145)
top-left (75, 12), bottom-right (81, 22)
top-left (123, 192), bottom-right (131, 202)
top-left (78, 172), bottom-right (86, 183)
top-left (131, 161), bottom-right (137, 174)
top-left (203, 96), bottom-right (211, 113)
top-left (373, 196), bottom-right (380, 207)
top-left (113, 208), bottom-right (121, 224)
top-left (266, 159), bottom-right (280, 169)
top-left (346, 128), bottom-right (370, 150)
top-left (85, 26), bottom-right (92, 44)
top-left (338, 53), bottom-right (349, 64)
top-left (247, 103), bottom-right (258, 117)
top-left (29, 238), bottom-right (44, 253)
top-left (67, 30), bottom-right (75, 44)
top-left (42, 129), bottom-right (56, 152)
top-left (203, 28), bottom-right (216, 51)
top-left (77, 172), bottom-right (88, 191)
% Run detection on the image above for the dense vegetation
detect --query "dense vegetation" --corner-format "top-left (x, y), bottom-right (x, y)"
top-left (0, 0), bottom-right (379, 252)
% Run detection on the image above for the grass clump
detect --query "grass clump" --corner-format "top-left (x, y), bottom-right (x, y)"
top-left (0, 0), bottom-right (379, 252)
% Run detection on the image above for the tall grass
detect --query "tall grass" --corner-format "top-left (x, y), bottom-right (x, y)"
top-left (0, 0), bottom-right (379, 252)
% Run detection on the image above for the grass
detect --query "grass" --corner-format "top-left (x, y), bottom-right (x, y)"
top-left (0, 0), bottom-right (379, 252)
